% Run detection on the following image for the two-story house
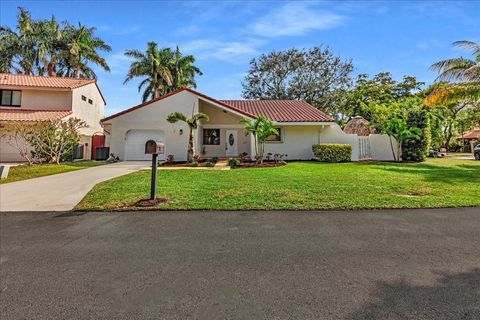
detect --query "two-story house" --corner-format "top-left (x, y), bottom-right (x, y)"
top-left (0, 73), bottom-right (106, 162)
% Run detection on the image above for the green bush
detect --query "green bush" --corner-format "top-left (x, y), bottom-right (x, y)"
top-left (205, 161), bottom-right (214, 167)
top-left (312, 144), bottom-right (352, 162)
top-left (401, 109), bottom-right (430, 162)
top-left (191, 161), bottom-right (199, 167)
top-left (211, 156), bottom-right (219, 163)
top-left (228, 158), bottom-right (240, 167)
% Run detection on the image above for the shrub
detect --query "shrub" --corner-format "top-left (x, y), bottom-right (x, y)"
top-left (312, 144), bottom-right (352, 162)
top-left (205, 161), bottom-right (214, 167)
top-left (228, 158), bottom-right (240, 167)
top-left (401, 109), bottom-right (430, 162)
top-left (211, 156), bottom-right (219, 163)
top-left (166, 154), bottom-right (175, 163)
top-left (191, 161), bottom-right (199, 167)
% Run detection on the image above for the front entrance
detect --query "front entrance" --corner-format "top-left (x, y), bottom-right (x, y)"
top-left (225, 130), bottom-right (238, 157)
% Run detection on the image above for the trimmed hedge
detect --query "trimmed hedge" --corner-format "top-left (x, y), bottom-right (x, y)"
top-left (312, 144), bottom-right (352, 162)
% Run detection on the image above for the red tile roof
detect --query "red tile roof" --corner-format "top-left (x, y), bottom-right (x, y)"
top-left (102, 87), bottom-right (335, 123)
top-left (220, 100), bottom-right (335, 122)
top-left (456, 128), bottom-right (480, 140)
top-left (0, 73), bottom-right (107, 105)
top-left (0, 73), bottom-right (96, 89)
top-left (0, 109), bottom-right (72, 122)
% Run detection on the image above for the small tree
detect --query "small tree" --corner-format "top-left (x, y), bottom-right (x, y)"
top-left (27, 118), bottom-right (86, 164)
top-left (241, 116), bottom-right (278, 164)
top-left (166, 111), bottom-right (209, 162)
top-left (383, 118), bottom-right (421, 162)
top-left (0, 121), bottom-right (39, 165)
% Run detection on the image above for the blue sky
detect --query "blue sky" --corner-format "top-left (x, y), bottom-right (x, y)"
top-left (1, 0), bottom-right (479, 116)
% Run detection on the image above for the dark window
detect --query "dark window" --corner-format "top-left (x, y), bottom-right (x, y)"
top-left (203, 129), bottom-right (220, 145)
top-left (265, 128), bottom-right (282, 142)
top-left (81, 95), bottom-right (87, 101)
top-left (0, 90), bottom-right (21, 107)
top-left (88, 99), bottom-right (93, 104)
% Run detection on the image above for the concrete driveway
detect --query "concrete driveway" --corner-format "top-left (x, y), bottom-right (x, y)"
top-left (1, 208), bottom-right (479, 319)
top-left (0, 161), bottom-right (148, 212)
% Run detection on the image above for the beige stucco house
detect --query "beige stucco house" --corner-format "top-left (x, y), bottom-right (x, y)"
top-left (0, 73), bottom-right (106, 162)
top-left (102, 87), bottom-right (398, 162)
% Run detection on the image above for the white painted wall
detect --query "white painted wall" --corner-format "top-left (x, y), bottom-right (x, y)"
top-left (0, 87), bottom-right (72, 111)
top-left (263, 125), bottom-right (323, 160)
top-left (71, 83), bottom-right (105, 136)
top-left (369, 134), bottom-right (399, 161)
top-left (318, 124), bottom-right (360, 161)
top-left (105, 90), bottom-right (199, 161)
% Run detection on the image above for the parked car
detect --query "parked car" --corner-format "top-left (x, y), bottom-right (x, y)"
top-left (474, 144), bottom-right (480, 160)
top-left (428, 150), bottom-right (444, 158)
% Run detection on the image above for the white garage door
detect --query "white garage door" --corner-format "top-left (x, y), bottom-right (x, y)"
top-left (125, 130), bottom-right (165, 161)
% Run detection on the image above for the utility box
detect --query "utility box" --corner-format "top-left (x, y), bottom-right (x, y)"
top-left (145, 140), bottom-right (165, 155)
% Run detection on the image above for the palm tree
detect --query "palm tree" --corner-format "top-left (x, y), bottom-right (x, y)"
top-left (0, 8), bottom-right (37, 75)
top-left (35, 17), bottom-right (63, 76)
top-left (426, 41), bottom-right (480, 105)
top-left (124, 42), bottom-right (202, 102)
top-left (241, 116), bottom-right (278, 163)
top-left (167, 111), bottom-right (209, 162)
top-left (170, 46), bottom-right (203, 89)
top-left (59, 22), bottom-right (111, 78)
top-left (430, 41), bottom-right (480, 82)
top-left (124, 42), bottom-right (173, 102)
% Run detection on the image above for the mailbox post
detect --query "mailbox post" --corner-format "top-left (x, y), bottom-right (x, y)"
top-left (145, 140), bottom-right (165, 200)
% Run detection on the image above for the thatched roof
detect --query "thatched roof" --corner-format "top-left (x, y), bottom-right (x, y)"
top-left (343, 116), bottom-right (375, 136)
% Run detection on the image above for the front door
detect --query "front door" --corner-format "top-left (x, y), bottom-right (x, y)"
top-left (225, 130), bottom-right (238, 157)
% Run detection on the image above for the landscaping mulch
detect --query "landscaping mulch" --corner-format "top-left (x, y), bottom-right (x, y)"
top-left (134, 197), bottom-right (170, 207)
top-left (233, 161), bottom-right (287, 169)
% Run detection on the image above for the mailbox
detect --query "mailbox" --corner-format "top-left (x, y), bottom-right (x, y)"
top-left (145, 140), bottom-right (165, 155)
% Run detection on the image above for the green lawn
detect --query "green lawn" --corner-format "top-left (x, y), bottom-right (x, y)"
top-left (75, 158), bottom-right (480, 211)
top-left (1, 161), bottom-right (106, 184)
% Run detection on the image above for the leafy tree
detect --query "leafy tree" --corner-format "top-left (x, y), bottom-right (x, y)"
top-left (27, 118), bottom-right (86, 164)
top-left (242, 47), bottom-right (353, 120)
top-left (166, 111), bottom-right (209, 162)
top-left (125, 42), bottom-right (202, 102)
top-left (344, 72), bottom-right (424, 122)
top-left (383, 118), bottom-right (421, 162)
top-left (0, 121), bottom-right (39, 165)
top-left (402, 109), bottom-right (431, 161)
top-left (241, 116), bottom-right (279, 164)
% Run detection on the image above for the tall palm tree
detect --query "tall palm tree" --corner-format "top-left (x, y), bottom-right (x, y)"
top-left (59, 22), bottom-right (111, 78)
top-left (124, 42), bottom-right (202, 102)
top-left (124, 42), bottom-right (173, 102)
top-left (170, 46), bottom-right (203, 89)
top-left (0, 8), bottom-right (37, 75)
top-left (426, 41), bottom-right (480, 105)
top-left (35, 17), bottom-right (63, 76)
top-left (167, 111), bottom-right (209, 162)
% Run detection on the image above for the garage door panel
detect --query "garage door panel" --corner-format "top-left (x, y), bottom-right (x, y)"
top-left (125, 130), bottom-right (165, 161)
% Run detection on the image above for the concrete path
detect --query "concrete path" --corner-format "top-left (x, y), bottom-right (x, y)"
top-left (0, 161), bottom-right (148, 212)
top-left (1, 208), bottom-right (479, 319)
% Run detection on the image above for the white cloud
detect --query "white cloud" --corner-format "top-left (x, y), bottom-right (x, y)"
top-left (106, 53), bottom-right (134, 75)
top-left (251, 2), bottom-right (344, 37)
top-left (181, 39), bottom-right (262, 63)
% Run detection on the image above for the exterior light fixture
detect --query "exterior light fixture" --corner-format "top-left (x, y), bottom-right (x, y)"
top-left (179, 129), bottom-right (183, 135)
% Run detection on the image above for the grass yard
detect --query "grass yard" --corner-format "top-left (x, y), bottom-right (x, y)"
top-left (75, 158), bottom-right (480, 211)
top-left (1, 160), bottom-right (106, 184)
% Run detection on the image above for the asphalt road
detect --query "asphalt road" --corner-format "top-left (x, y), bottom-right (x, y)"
top-left (1, 208), bottom-right (479, 319)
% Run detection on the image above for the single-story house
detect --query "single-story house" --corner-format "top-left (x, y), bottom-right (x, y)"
top-left (102, 87), bottom-right (398, 162)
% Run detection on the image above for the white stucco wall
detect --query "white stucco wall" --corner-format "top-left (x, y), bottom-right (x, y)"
top-left (369, 134), bottom-right (399, 161)
top-left (262, 125), bottom-right (323, 160)
top-left (105, 91), bottom-right (199, 161)
top-left (71, 83), bottom-right (105, 136)
top-left (318, 124), bottom-right (360, 161)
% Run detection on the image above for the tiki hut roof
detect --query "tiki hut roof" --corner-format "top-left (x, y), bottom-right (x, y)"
top-left (456, 127), bottom-right (480, 141)
top-left (343, 116), bottom-right (376, 136)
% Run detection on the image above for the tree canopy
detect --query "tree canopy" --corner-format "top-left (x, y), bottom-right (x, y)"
top-left (242, 47), bottom-right (353, 120)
